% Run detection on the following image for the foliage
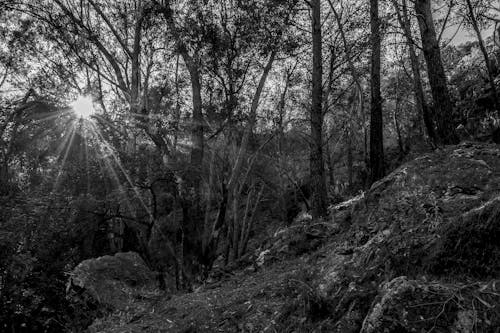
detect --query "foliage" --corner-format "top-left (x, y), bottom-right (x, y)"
top-left (1, 0), bottom-right (500, 331)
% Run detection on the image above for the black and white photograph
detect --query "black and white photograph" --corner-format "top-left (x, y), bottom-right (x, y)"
top-left (0, 0), bottom-right (499, 332)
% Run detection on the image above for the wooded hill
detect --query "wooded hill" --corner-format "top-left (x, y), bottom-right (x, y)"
top-left (0, 0), bottom-right (499, 331)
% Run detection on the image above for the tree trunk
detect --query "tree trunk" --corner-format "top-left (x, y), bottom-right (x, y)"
top-left (277, 73), bottom-right (290, 223)
top-left (414, 0), bottom-right (458, 144)
top-left (369, 0), bottom-right (385, 184)
top-left (346, 128), bottom-right (353, 190)
top-left (327, 142), bottom-right (335, 188)
top-left (310, 0), bottom-right (328, 218)
top-left (158, 1), bottom-right (204, 189)
top-left (465, 0), bottom-right (499, 111)
top-left (188, 64), bottom-right (204, 188)
top-left (392, 0), bottom-right (437, 145)
top-left (394, 89), bottom-right (405, 156)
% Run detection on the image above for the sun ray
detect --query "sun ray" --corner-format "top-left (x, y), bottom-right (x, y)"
top-left (51, 123), bottom-right (77, 194)
top-left (31, 110), bottom-right (68, 125)
top-left (87, 122), bottom-right (153, 220)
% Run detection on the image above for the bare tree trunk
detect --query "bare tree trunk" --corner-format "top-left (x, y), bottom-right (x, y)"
top-left (414, 0), bottom-right (458, 144)
top-left (157, 1), bottom-right (204, 188)
top-left (277, 70), bottom-right (292, 223)
top-left (188, 65), bottom-right (204, 175)
top-left (310, 0), bottom-right (328, 217)
top-left (346, 127), bottom-right (353, 190)
top-left (394, 80), bottom-right (405, 156)
top-left (327, 142), bottom-right (335, 188)
top-left (173, 54), bottom-right (182, 149)
top-left (392, 0), bottom-right (437, 145)
top-left (231, 189), bottom-right (241, 262)
top-left (465, 0), bottom-right (499, 110)
top-left (223, 51), bottom-right (276, 264)
top-left (370, 0), bottom-right (385, 184)
top-left (239, 186), bottom-right (263, 258)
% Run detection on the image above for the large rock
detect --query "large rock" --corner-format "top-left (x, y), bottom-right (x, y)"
top-left (308, 143), bottom-right (500, 332)
top-left (67, 252), bottom-right (157, 311)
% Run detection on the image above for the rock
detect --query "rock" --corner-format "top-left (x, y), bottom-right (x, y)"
top-left (67, 252), bottom-right (157, 311)
top-left (313, 143), bottom-right (500, 332)
top-left (361, 276), bottom-right (500, 333)
top-left (264, 220), bottom-right (340, 260)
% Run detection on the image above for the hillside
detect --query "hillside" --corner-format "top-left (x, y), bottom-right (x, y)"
top-left (70, 142), bottom-right (500, 332)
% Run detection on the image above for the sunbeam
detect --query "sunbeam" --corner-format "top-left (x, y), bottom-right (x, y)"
top-left (87, 121), bottom-right (154, 220)
top-left (51, 122), bottom-right (77, 194)
top-left (71, 95), bottom-right (95, 119)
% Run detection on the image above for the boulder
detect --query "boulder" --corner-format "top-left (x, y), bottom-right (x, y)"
top-left (67, 252), bottom-right (157, 311)
top-left (296, 143), bottom-right (500, 332)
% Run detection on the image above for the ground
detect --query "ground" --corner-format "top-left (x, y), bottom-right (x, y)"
top-left (71, 142), bottom-right (500, 333)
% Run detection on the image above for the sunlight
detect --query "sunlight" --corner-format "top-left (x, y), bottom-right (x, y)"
top-left (71, 95), bottom-right (95, 119)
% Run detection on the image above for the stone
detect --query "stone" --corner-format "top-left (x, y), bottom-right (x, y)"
top-left (67, 252), bottom-right (157, 311)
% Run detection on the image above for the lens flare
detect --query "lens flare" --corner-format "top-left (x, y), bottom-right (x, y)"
top-left (71, 95), bottom-right (95, 119)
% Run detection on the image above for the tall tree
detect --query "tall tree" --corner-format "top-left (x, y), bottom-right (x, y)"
top-left (369, 0), bottom-right (385, 183)
top-left (310, 0), bottom-right (328, 217)
top-left (414, 0), bottom-right (458, 144)
top-left (391, 0), bottom-right (437, 145)
top-left (155, 1), bottom-right (204, 189)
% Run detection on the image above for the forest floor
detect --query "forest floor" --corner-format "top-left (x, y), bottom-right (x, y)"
top-left (89, 256), bottom-right (317, 332)
top-left (85, 142), bottom-right (500, 333)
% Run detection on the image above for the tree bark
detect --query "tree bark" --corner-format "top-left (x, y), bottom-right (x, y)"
top-left (369, 0), bottom-right (385, 184)
top-left (188, 65), bottom-right (204, 173)
top-left (310, 0), bottom-right (328, 217)
top-left (392, 0), bottom-right (437, 145)
top-left (414, 0), bottom-right (459, 144)
top-left (346, 127), bottom-right (353, 190)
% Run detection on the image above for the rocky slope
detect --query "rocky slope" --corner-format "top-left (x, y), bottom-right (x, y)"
top-left (70, 142), bottom-right (500, 332)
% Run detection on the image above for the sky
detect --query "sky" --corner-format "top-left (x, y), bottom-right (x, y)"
top-left (440, 2), bottom-right (499, 46)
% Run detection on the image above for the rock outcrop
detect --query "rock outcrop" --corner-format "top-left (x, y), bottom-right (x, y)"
top-left (311, 142), bottom-right (500, 332)
top-left (66, 251), bottom-right (158, 327)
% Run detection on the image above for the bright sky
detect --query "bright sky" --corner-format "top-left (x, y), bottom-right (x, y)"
top-left (444, 24), bottom-right (495, 46)
top-left (439, 2), bottom-right (499, 46)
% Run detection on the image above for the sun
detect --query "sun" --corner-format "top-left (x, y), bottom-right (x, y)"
top-left (71, 95), bottom-right (95, 119)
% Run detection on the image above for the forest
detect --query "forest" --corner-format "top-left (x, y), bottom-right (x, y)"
top-left (0, 0), bottom-right (500, 332)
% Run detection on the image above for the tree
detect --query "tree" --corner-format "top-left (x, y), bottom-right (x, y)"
top-left (414, 0), bottom-right (459, 144)
top-left (391, 0), bottom-right (437, 145)
top-left (154, 1), bottom-right (205, 188)
top-left (310, 0), bottom-right (328, 217)
top-left (463, 0), bottom-right (499, 110)
top-left (369, 0), bottom-right (384, 183)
